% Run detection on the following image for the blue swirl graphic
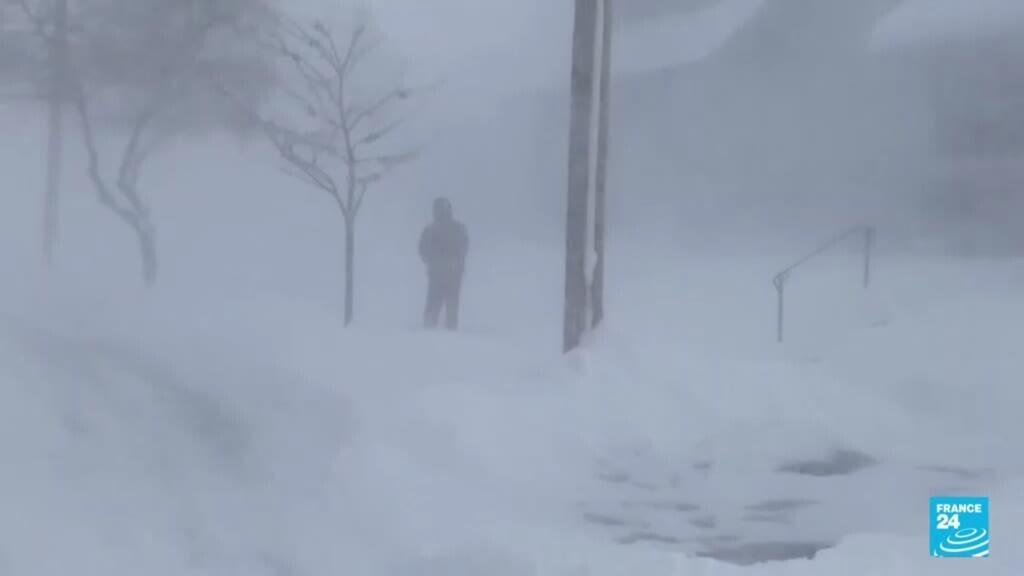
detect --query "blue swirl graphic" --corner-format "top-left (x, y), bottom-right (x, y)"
top-left (939, 528), bottom-right (990, 557)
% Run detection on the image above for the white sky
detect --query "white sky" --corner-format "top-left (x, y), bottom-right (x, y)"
top-left (299, 0), bottom-right (765, 107)
top-left (363, 0), bottom-right (571, 94)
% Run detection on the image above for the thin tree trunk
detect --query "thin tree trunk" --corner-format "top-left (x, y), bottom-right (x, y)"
top-left (43, 0), bottom-right (68, 266)
top-left (137, 222), bottom-right (158, 286)
top-left (344, 216), bottom-right (354, 325)
top-left (43, 89), bottom-right (63, 265)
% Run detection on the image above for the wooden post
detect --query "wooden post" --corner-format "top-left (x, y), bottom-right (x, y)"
top-left (563, 0), bottom-right (598, 353)
top-left (591, 0), bottom-right (612, 330)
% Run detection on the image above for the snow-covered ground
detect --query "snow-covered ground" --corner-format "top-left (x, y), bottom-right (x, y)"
top-left (1, 238), bottom-right (1021, 575)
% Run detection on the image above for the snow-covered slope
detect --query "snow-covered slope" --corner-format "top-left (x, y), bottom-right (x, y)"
top-left (0, 302), bottom-right (347, 575)
top-left (1, 245), bottom-right (1022, 575)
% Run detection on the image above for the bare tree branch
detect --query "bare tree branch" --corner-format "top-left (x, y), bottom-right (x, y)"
top-left (352, 180), bottom-right (368, 216)
top-left (355, 150), bottom-right (418, 169)
top-left (348, 86), bottom-right (409, 131)
top-left (72, 90), bottom-right (139, 226)
top-left (280, 17), bottom-right (338, 73)
top-left (353, 114), bottom-right (407, 147)
top-left (116, 104), bottom-right (161, 216)
top-left (338, 23), bottom-right (366, 76)
top-left (9, 0), bottom-right (52, 40)
top-left (275, 139), bottom-right (339, 194)
top-left (310, 19), bottom-right (347, 77)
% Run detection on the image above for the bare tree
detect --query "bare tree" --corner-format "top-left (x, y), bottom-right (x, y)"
top-left (1, 0), bottom-right (69, 265)
top-left (74, 0), bottom-right (274, 284)
top-left (2, 0), bottom-right (273, 283)
top-left (230, 15), bottom-right (416, 325)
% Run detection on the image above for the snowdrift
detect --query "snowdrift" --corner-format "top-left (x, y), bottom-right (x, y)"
top-left (1, 250), bottom-right (1022, 574)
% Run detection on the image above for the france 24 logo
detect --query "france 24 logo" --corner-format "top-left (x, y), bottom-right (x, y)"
top-left (930, 497), bottom-right (989, 558)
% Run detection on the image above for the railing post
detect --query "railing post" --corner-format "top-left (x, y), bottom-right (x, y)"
top-left (863, 226), bottom-right (874, 289)
top-left (774, 274), bottom-right (786, 343)
top-left (772, 225), bottom-right (876, 343)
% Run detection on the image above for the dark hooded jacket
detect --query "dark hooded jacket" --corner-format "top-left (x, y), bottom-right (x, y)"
top-left (419, 198), bottom-right (469, 280)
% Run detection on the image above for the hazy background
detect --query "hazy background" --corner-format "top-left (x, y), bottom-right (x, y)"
top-left (3, 0), bottom-right (1023, 307)
top-left (1, 1), bottom-right (1023, 572)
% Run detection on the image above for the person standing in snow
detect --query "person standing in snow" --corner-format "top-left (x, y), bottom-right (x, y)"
top-left (419, 197), bottom-right (469, 330)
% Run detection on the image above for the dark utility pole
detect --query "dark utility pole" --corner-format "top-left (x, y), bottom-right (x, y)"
top-left (564, 0), bottom-right (612, 353)
top-left (592, 0), bottom-right (612, 329)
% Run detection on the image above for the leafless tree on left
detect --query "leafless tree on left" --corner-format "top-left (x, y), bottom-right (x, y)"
top-left (0, 0), bottom-right (275, 283)
top-left (1, 0), bottom-right (69, 266)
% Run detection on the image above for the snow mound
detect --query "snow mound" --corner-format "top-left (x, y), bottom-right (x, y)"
top-left (1, 252), bottom-right (1023, 574)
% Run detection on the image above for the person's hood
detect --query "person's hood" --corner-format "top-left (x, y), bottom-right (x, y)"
top-left (433, 197), bottom-right (454, 223)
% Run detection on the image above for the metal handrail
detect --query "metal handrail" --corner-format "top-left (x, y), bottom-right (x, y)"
top-left (773, 226), bottom-right (875, 342)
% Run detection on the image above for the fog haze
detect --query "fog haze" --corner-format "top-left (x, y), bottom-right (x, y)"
top-left (1, 1), bottom-right (1023, 574)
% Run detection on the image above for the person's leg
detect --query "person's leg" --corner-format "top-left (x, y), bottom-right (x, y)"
top-left (424, 276), bottom-right (443, 328)
top-left (444, 275), bottom-right (462, 331)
